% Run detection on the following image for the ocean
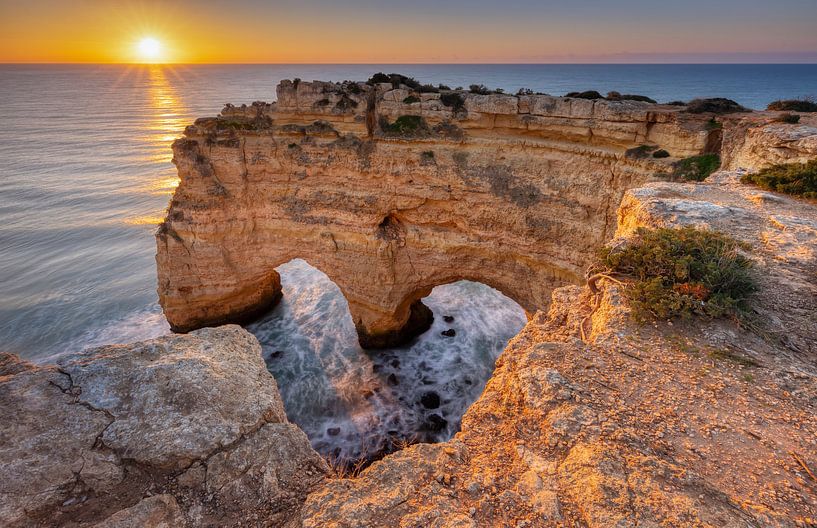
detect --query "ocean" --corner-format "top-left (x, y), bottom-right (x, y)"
top-left (1, 63), bottom-right (815, 462)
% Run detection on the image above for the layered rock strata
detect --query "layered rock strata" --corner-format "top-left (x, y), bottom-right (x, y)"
top-left (156, 80), bottom-right (718, 346)
top-left (0, 326), bottom-right (328, 527)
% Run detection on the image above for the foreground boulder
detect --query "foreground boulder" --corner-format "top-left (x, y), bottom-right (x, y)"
top-left (0, 326), bottom-right (327, 527)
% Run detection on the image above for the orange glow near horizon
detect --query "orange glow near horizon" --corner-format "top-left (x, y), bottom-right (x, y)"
top-left (0, 1), bottom-right (815, 64)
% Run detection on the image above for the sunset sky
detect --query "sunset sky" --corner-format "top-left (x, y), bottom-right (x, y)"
top-left (1, 0), bottom-right (816, 64)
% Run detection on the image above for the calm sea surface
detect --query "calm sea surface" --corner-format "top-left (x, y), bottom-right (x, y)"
top-left (1, 64), bottom-right (815, 461)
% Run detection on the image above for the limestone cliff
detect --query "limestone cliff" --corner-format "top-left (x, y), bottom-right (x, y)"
top-left (156, 80), bottom-right (719, 346)
top-left (300, 169), bottom-right (817, 527)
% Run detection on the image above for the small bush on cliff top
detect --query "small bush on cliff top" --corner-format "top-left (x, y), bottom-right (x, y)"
top-left (403, 95), bottom-right (421, 104)
top-left (366, 72), bottom-right (417, 89)
top-left (607, 91), bottom-right (657, 104)
top-left (767, 98), bottom-right (817, 112)
top-left (685, 98), bottom-right (749, 114)
top-left (440, 92), bottom-right (466, 112)
top-left (741, 159), bottom-right (817, 199)
top-left (670, 154), bottom-right (721, 182)
top-left (367, 72), bottom-right (390, 84)
top-left (565, 90), bottom-right (604, 100)
top-left (775, 113), bottom-right (801, 124)
top-left (596, 227), bottom-right (756, 321)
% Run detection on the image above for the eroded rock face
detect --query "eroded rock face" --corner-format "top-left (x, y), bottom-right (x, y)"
top-left (300, 170), bottom-right (817, 527)
top-left (721, 113), bottom-right (817, 170)
top-left (156, 79), bottom-right (718, 346)
top-left (0, 326), bottom-right (328, 527)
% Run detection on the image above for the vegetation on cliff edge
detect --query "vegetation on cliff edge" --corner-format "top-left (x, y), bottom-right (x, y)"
top-left (740, 159), bottom-right (817, 199)
top-left (669, 154), bottom-right (721, 181)
top-left (767, 98), bottom-right (817, 112)
top-left (380, 115), bottom-right (429, 136)
top-left (685, 98), bottom-right (749, 114)
top-left (595, 227), bottom-right (756, 322)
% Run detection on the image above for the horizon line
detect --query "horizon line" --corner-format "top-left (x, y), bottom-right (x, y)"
top-left (2, 61), bottom-right (817, 66)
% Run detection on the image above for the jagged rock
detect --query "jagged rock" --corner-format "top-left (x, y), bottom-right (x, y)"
top-left (0, 326), bottom-right (327, 527)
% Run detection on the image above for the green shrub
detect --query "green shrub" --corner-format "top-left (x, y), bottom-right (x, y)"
top-left (685, 98), bottom-right (749, 114)
top-left (767, 99), bottom-right (817, 112)
top-left (666, 100), bottom-right (687, 106)
top-left (670, 154), bottom-right (721, 181)
top-left (775, 113), bottom-right (801, 124)
top-left (607, 91), bottom-right (657, 103)
top-left (403, 95), bottom-right (421, 104)
top-left (625, 144), bottom-right (658, 159)
top-left (440, 92), bottom-right (466, 112)
top-left (389, 74), bottom-right (421, 89)
top-left (705, 118), bottom-right (722, 130)
top-left (565, 90), bottom-right (603, 100)
top-left (653, 149), bottom-right (671, 158)
top-left (438, 83), bottom-right (451, 91)
top-left (367, 72), bottom-right (390, 84)
top-left (469, 84), bottom-right (491, 95)
top-left (740, 159), bottom-right (817, 199)
top-left (381, 115), bottom-right (428, 136)
top-left (596, 227), bottom-right (756, 321)
top-left (344, 82), bottom-right (362, 94)
top-left (418, 84), bottom-right (439, 93)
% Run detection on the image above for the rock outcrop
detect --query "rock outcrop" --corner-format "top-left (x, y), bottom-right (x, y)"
top-left (156, 80), bottom-right (720, 346)
top-left (721, 115), bottom-right (817, 170)
top-left (0, 326), bottom-right (328, 527)
top-left (299, 169), bottom-right (817, 527)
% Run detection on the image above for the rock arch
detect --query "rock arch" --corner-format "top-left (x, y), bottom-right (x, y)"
top-left (156, 79), bottom-right (713, 347)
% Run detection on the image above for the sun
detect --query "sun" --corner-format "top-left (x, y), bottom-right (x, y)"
top-left (136, 37), bottom-right (163, 63)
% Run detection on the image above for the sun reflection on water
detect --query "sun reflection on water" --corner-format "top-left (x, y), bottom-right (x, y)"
top-left (145, 65), bottom-right (188, 165)
top-left (124, 66), bottom-right (189, 226)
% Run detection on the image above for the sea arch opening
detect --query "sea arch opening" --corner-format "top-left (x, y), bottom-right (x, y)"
top-left (245, 258), bottom-right (527, 469)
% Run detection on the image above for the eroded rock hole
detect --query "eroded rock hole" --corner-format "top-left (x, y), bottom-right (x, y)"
top-left (245, 259), bottom-right (526, 470)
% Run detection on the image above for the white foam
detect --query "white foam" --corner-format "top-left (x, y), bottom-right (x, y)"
top-left (248, 259), bottom-right (526, 463)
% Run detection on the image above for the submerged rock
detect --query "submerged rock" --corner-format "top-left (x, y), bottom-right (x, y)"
top-left (441, 328), bottom-right (456, 337)
top-left (423, 414), bottom-right (448, 432)
top-left (420, 391), bottom-right (441, 409)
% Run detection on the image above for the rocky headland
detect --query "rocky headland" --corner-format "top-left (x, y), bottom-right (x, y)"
top-left (2, 78), bottom-right (817, 526)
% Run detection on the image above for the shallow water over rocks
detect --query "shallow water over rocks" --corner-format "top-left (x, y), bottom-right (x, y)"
top-left (247, 259), bottom-right (527, 464)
